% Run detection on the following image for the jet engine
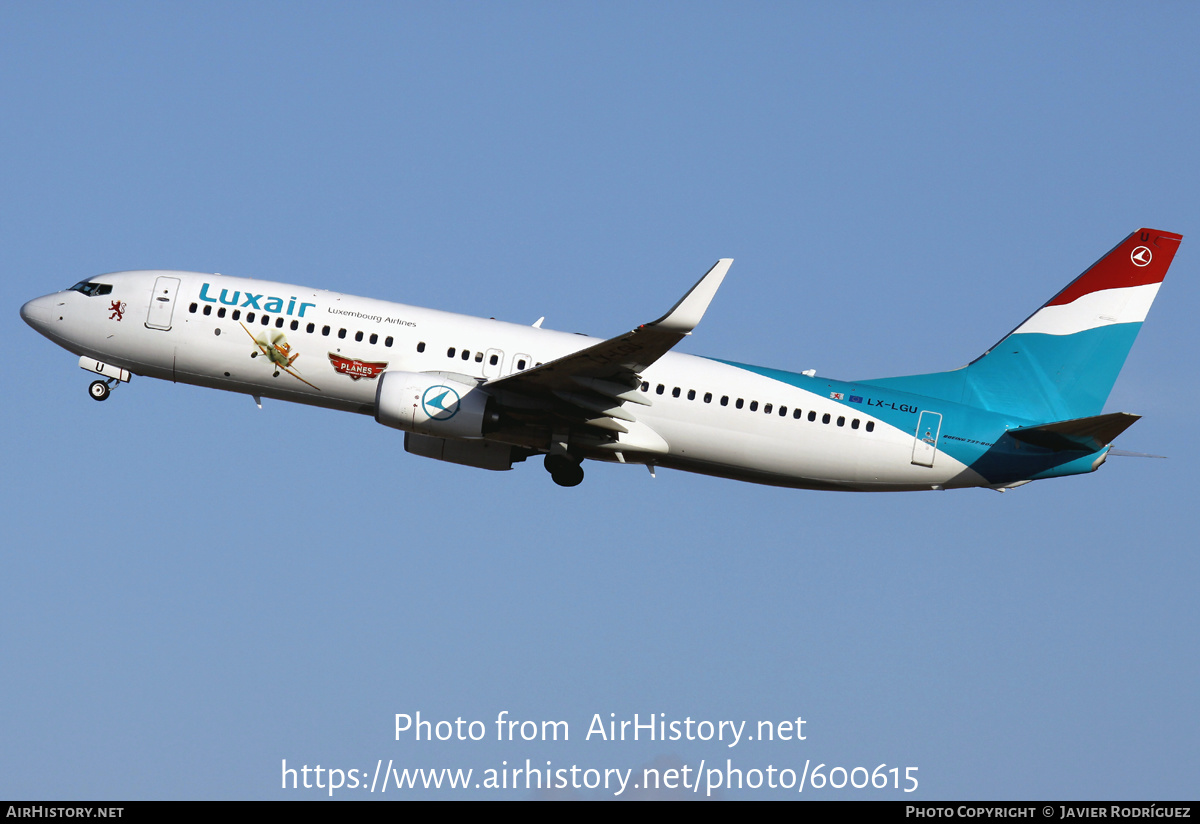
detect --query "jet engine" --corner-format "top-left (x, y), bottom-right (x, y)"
top-left (374, 370), bottom-right (497, 438)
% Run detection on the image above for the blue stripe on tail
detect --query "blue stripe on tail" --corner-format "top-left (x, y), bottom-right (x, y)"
top-left (860, 323), bottom-right (1143, 421)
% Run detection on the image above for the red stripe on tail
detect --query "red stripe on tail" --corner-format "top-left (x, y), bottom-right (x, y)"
top-left (1045, 228), bottom-right (1182, 307)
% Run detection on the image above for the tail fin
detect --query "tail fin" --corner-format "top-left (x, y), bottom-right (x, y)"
top-left (862, 228), bottom-right (1182, 421)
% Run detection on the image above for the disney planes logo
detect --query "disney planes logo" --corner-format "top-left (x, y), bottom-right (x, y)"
top-left (327, 353), bottom-right (388, 381)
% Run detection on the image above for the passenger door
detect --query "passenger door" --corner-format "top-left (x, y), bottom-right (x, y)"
top-left (145, 276), bottom-right (180, 331)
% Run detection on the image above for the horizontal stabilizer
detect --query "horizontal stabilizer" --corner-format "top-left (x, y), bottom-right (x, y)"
top-left (1107, 449), bottom-right (1166, 459)
top-left (1008, 412), bottom-right (1140, 453)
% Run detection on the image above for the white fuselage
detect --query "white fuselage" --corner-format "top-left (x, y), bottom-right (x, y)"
top-left (22, 270), bottom-right (985, 491)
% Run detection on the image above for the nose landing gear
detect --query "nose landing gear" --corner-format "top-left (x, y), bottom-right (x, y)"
top-left (544, 454), bottom-right (585, 487)
top-left (79, 358), bottom-right (130, 401)
top-left (88, 379), bottom-right (114, 401)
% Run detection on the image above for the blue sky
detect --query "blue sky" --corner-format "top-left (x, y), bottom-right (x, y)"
top-left (3, 2), bottom-right (1198, 799)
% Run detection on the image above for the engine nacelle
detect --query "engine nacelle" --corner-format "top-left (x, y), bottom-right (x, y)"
top-left (375, 371), bottom-right (494, 438)
top-left (404, 432), bottom-right (515, 471)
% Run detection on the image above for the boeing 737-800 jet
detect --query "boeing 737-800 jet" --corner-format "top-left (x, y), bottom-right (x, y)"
top-left (21, 228), bottom-right (1180, 490)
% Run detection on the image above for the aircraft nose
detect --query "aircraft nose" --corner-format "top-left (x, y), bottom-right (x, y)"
top-left (20, 294), bottom-right (54, 330)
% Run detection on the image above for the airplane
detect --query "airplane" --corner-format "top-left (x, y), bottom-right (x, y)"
top-left (20, 228), bottom-right (1181, 491)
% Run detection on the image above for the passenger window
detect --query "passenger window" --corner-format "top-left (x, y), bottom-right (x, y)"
top-left (218, 307), bottom-right (227, 318)
top-left (750, 401), bottom-right (759, 412)
top-left (232, 310), bottom-right (241, 321)
top-left (355, 331), bottom-right (363, 342)
top-left (385, 337), bottom-right (393, 347)
top-left (656, 384), bottom-right (665, 395)
top-left (275, 317), bottom-right (284, 328)
top-left (779, 406), bottom-right (787, 417)
top-left (367, 333), bottom-right (376, 344)
top-left (290, 320), bottom-right (298, 330)
top-left (851, 419), bottom-right (860, 429)
top-left (808, 410), bottom-right (816, 422)
top-left (189, 303), bottom-right (198, 313)
top-left (416, 341), bottom-right (425, 352)
top-left (307, 323), bottom-right (315, 333)
top-left (837, 416), bottom-right (845, 427)
top-left (262, 315), bottom-right (270, 326)
top-left (736, 398), bottom-right (744, 409)
top-left (764, 403), bottom-right (772, 414)
top-left (793, 408), bottom-right (802, 419)
top-left (518, 359), bottom-right (527, 370)
top-left (672, 387), bottom-right (681, 398)
top-left (687, 389), bottom-right (695, 400)
top-left (720, 396), bottom-right (729, 406)
top-left (447, 347), bottom-right (456, 357)
top-left (489, 354), bottom-right (498, 365)
top-left (822, 413), bottom-right (831, 424)
top-left (338, 328), bottom-right (347, 339)
top-left (641, 382), bottom-right (649, 392)
top-left (461, 350), bottom-right (470, 361)
top-left (704, 392), bottom-right (712, 403)
top-left (475, 351), bottom-right (483, 363)
top-left (203, 304), bottom-right (212, 315)
top-left (322, 325), bottom-right (330, 336)
top-left (866, 421), bottom-right (875, 432)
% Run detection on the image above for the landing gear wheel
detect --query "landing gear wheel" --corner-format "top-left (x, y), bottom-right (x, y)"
top-left (89, 380), bottom-right (110, 402)
top-left (545, 455), bottom-right (585, 487)
top-left (552, 464), bottom-right (584, 487)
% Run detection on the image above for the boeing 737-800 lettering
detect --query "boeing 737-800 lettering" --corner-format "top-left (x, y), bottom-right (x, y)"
top-left (21, 228), bottom-right (1181, 490)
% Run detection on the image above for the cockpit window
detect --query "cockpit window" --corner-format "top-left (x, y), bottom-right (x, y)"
top-left (68, 281), bottom-right (113, 297)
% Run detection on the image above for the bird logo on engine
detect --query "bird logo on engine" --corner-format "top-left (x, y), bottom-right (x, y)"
top-left (421, 385), bottom-right (461, 420)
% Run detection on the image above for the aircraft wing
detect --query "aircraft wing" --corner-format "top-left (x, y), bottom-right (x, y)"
top-left (491, 259), bottom-right (731, 388)
top-left (483, 259), bottom-right (731, 446)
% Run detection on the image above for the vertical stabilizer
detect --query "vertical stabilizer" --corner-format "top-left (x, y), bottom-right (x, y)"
top-left (862, 228), bottom-right (1182, 421)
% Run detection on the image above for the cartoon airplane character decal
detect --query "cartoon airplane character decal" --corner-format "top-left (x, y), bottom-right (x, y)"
top-left (239, 323), bottom-right (320, 390)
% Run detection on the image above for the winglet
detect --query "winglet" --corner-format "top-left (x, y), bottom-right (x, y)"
top-left (648, 259), bottom-right (732, 333)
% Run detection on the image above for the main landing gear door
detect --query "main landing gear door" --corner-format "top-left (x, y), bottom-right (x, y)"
top-left (145, 276), bottom-right (180, 330)
top-left (911, 410), bottom-right (943, 468)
